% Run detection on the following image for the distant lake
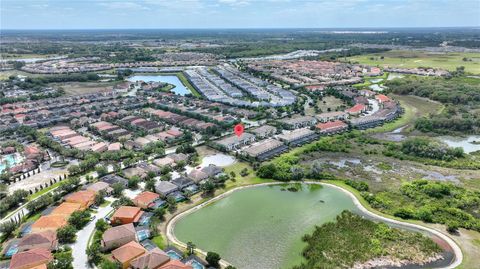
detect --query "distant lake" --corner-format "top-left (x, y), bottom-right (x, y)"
top-left (127, 75), bottom-right (191, 96)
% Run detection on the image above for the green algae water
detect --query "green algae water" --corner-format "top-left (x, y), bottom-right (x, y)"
top-left (173, 184), bottom-right (360, 269)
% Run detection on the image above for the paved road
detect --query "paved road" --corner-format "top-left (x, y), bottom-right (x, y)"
top-left (70, 197), bottom-right (115, 269)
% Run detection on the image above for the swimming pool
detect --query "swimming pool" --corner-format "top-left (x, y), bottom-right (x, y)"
top-left (0, 154), bottom-right (22, 174)
top-left (5, 246), bottom-right (18, 257)
top-left (136, 230), bottom-right (150, 241)
top-left (187, 260), bottom-right (205, 269)
top-left (166, 250), bottom-right (182, 260)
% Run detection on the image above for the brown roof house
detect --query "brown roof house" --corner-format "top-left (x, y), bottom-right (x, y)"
top-left (187, 169), bottom-right (208, 183)
top-left (111, 206), bottom-right (144, 226)
top-left (158, 260), bottom-right (193, 269)
top-left (85, 181), bottom-right (113, 195)
top-left (132, 192), bottom-right (160, 209)
top-left (111, 241), bottom-right (146, 269)
top-left (9, 248), bottom-right (53, 269)
top-left (101, 223), bottom-right (137, 251)
top-left (64, 190), bottom-right (96, 209)
top-left (130, 248), bottom-right (171, 269)
top-left (17, 230), bottom-right (58, 252)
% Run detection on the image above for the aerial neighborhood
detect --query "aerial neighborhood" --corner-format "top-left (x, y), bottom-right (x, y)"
top-left (0, 19), bottom-right (479, 269)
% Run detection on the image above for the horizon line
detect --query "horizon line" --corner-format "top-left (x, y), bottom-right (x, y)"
top-left (2, 26), bottom-right (480, 31)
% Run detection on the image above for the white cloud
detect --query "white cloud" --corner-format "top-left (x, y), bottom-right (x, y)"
top-left (97, 1), bottom-right (150, 10)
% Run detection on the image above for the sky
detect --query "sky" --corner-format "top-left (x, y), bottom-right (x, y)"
top-left (1, 0), bottom-right (479, 29)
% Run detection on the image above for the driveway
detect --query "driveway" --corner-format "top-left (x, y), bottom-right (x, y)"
top-left (70, 197), bottom-right (116, 269)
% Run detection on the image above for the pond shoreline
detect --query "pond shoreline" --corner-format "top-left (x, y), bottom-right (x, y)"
top-left (165, 181), bottom-right (463, 269)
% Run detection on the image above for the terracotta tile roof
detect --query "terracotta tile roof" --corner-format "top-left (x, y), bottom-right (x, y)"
top-left (111, 241), bottom-right (146, 264)
top-left (376, 94), bottom-right (391, 103)
top-left (133, 192), bottom-right (159, 208)
top-left (112, 206), bottom-right (142, 219)
top-left (346, 104), bottom-right (366, 114)
top-left (65, 190), bottom-right (95, 205)
top-left (130, 248), bottom-right (170, 269)
top-left (158, 260), bottom-right (193, 269)
top-left (10, 248), bottom-right (53, 269)
top-left (316, 120), bottom-right (348, 131)
top-left (31, 215), bottom-right (67, 231)
top-left (24, 146), bottom-right (40, 155)
top-left (50, 202), bottom-right (83, 216)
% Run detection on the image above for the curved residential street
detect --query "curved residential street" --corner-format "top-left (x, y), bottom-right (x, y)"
top-left (70, 197), bottom-right (116, 269)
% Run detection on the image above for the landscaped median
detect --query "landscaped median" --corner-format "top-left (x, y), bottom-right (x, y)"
top-left (165, 180), bottom-right (463, 269)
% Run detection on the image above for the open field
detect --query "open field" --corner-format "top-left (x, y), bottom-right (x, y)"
top-left (0, 53), bottom-right (58, 60)
top-left (51, 81), bottom-right (121, 96)
top-left (317, 96), bottom-right (346, 112)
top-left (367, 94), bottom-right (444, 133)
top-left (346, 50), bottom-right (480, 74)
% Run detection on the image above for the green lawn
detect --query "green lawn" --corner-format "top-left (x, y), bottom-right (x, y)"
top-left (175, 72), bottom-right (201, 97)
top-left (152, 235), bottom-right (166, 249)
top-left (366, 94), bottom-right (444, 134)
top-left (346, 50), bottom-right (480, 74)
top-left (28, 181), bottom-right (62, 201)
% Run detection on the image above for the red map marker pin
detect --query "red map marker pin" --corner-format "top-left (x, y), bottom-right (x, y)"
top-left (234, 124), bottom-right (244, 137)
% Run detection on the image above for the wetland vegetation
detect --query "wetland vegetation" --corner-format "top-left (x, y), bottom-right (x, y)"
top-left (294, 211), bottom-right (442, 269)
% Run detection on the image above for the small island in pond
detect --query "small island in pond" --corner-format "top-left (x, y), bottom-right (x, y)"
top-left (294, 211), bottom-right (442, 269)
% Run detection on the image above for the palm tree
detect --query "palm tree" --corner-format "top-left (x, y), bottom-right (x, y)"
top-left (186, 241), bottom-right (195, 255)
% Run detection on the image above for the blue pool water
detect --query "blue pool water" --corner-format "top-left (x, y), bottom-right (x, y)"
top-left (127, 75), bottom-right (191, 96)
top-left (0, 154), bottom-right (21, 174)
top-left (188, 260), bottom-right (205, 269)
top-left (5, 246), bottom-right (18, 257)
top-left (137, 230), bottom-right (150, 241)
top-left (166, 250), bottom-right (182, 260)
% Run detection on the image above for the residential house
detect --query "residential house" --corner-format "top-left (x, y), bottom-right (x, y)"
top-left (123, 167), bottom-right (147, 179)
top-left (101, 223), bottom-right (137, 251)
top-left (170, 177), bottom-right (195, 190)
top-left (9, 248), bottom-right (53, 269)
top-left (158, 260), bottom-right (193, 269)
top-left (242, 139), bottom-right (288, 161)
top-left (316, 111), bottom-right (348, 123)
top-left (64, 190), bottom-right (96, 209)
top-left (279, 115), bottom-right (316, 129)
top-left (187, 169), bottom-right (208, 183)
top-left (130, 248), bottom-right (171, 269)
top-left (111, 241), bottom-right (147, 269)
top-left (201, 164), bottom-right (223, 178)
top-left (50, 202), bottom-right (82, 217)
top-left (215, 133), bottom-right (255, 151)
top-left (168, 153), bottom-right (188, 163)
top-left (277, 128), bottom-right (318, 146)
top-left (85, 181), bottom-right (113, 195)
top-left (153, 157), bottom-right (175, 168)
top-left (17, 230), bottom-right (58, 252)
top-left (316, 120), bottom-right (349, 135)
top-left (155, 181), bottom-right (179, 198)
top-left (111, 206), bottom-right (144, 226)
top-left (101, 174), bottom-right (128, 187)
top-left (250, 125), bottom-right (277, 138)
top-left (132, 192), bottom-right (160, 209)
top-left (345, 104), bottom-right (367, 116)
top-left (31, 215), bottom-right (68, 233)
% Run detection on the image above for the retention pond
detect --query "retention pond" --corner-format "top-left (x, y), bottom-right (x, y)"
top-left (172, 183), bottom-right (457, 269)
